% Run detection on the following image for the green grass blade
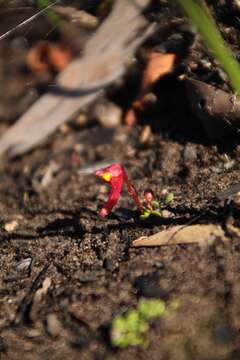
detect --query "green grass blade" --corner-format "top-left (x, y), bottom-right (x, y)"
top-left (37, 0), bottom-right (61, 26)
top-left (174, 0), bottom-right (240, 94)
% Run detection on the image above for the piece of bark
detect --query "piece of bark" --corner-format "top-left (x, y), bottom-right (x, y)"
top-left (132, 224), bottom-right (226, 247)
top-left (0, 0), bottom-right (153, 157)
top-left (185, 78), bottom-right (240, 138)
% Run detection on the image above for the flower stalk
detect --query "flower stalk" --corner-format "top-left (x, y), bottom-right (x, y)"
top-left (95, 163), bottom-right (143, 217)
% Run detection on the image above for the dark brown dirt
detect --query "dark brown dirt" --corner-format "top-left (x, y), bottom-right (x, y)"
top-left (1, 1), bottom-right (240, 359)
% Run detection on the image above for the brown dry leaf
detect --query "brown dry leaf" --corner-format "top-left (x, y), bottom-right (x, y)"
top-left (125, 52), bottom-right (175, 125)
top-left (26, 41), bottom-right (72, 74)
top-left (132, 224), bottom-right (226, 247)
top-left (141, 52), bottom-right (175, 93)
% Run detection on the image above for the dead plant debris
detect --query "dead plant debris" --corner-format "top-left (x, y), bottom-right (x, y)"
top-left (132, 224), bottom-right (226, 247)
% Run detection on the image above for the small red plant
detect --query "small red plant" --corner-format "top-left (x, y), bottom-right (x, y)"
top-left (95, 163), bottom-right (143, 217)
top-left (95, 163), bottom-right (174, 218)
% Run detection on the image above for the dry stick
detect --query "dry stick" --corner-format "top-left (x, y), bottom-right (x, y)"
top-left (0, 0), bottom-right (153, 157)
top-left (13, 263), bottom-right (50, 325)
top-left (0, 0), bottom-right (61, 41)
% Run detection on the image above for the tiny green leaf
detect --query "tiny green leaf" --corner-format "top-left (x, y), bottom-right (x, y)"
top-left (151, 210), bottom-right (162, 217)
top-left (138, 299), bottom-right (166, 319)
top-left (140, 210), bottom-right (151, 220)
top-left (165, 193), bottom-right (174, 204)
top-left (151, 200), bottom-right (160, 209)
top-left (111, 299), bottom-right (175, 348)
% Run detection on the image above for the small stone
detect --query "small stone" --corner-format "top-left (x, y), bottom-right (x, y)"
top-left (161, 209), bottom-right (174, 218)
top-left (46, 313), bottom-right (62, 337)
top-left (76, 113), bottom-right (87, 126)
top-left (153, 261), bottom-right (165, 269)
top-left (139, 125), bottom-right (151, 143)
top-left (59, 123), bottom-right (70, 134)
top-left (93, 100), bottom-right (122, 128)
top-left (4, 220), bottom-right (18, 232)
top-left (27, 329), bottom-right (41, 338)
top-left (161, 189), bottom-right (168, 196)
top-left (200, 59), bottom-right (212, 70)
top-left (16, 257), bottom-right (32, 273)
top-left (142, 92), bottom-right (157, 105)
top-left (184, 144), bottom-right (197, 161)
top-left (221, 154), bottom-right (235, 170)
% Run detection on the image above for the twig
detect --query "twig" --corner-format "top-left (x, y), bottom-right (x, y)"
top-left (13, 264), bottom-right (50, 325)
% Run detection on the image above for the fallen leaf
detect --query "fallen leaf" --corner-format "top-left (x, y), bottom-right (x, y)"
top-left (141, 52), bottom-right (176, 94)
top-left (125, 52), bottom-right (175, 125)
top-left (26, 41), bottom-right (72, 74)
top-left (132, 224), bottom-right (226, 247)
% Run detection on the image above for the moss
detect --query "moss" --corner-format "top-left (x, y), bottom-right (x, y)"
top-left (111, 299), bottom-right (177, 349)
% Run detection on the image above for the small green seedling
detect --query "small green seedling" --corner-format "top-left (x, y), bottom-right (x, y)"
top-left (111, 299), bottom-right (170, 349)
top-left (140, 189), bottom-right (174, 220)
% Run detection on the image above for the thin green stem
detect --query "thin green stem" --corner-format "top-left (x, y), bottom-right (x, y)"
top-left (37, 0), bottom-right (61, 26)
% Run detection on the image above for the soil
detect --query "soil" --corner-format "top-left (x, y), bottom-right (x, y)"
top-left (1, 1), bottom-right (240, 359)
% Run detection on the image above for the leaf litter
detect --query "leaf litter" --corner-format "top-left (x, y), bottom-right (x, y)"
top-left (1, 1), bottom-right (240, 359)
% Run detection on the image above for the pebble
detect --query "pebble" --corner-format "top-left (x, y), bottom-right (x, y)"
top-left (46, 314), bottom-right (62, 338)
top-left (16, 257), bottom-right (32, 273)
top-left (93, 100), bottom-right (122, 128)
top-left (4, 220), bottom-right (19, 232)
top-left (184, 144), bottom-right (197, 161)
top-left (76, 113), bottom-right (87, 126)
top-left (27, 329), bottom-right (41, 338)
top-left (139, 125), bottom-right (151, 144)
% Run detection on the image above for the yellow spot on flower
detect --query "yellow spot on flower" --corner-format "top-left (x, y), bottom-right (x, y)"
top-left (102, 172), bottom-right (111, 182)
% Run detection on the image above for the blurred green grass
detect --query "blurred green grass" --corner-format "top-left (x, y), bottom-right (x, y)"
top-left (175, 0), bottom-right (240, 94)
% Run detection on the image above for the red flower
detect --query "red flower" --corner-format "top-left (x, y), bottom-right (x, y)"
top-left (95, 163), bottom-right (143, 217)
